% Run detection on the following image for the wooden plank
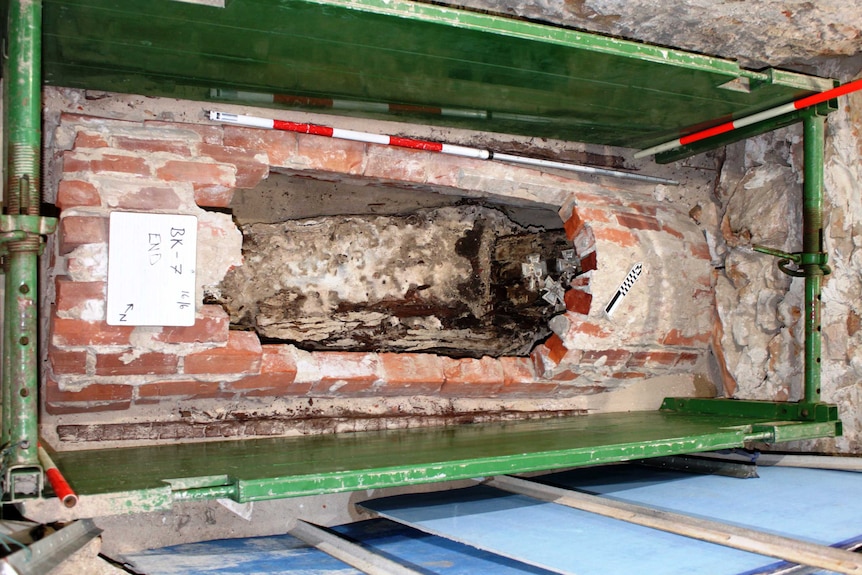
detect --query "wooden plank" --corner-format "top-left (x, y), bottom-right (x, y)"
top-left (288, 520), bottom-right (425, 575)
top-left (486, 475), bottom-right (862, 575)
top-left (363, 485), bottom-right (775, 575)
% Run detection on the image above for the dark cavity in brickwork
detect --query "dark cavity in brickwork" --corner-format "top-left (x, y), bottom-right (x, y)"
top-left (211, 174), bottom-right (574, 358)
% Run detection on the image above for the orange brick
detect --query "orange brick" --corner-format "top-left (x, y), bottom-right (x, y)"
top-left (138, 380), bottom-right (223, 399)
top-left (564, 207), bottom-right (584, 241)
top-left (380, 353), bottom-right (444, 384)
top-left (95, 351), bottom-right (179, 376)
top-left (55, 277), bottom-right (106, 315)
top-left (91, 154), bottom-right (151, 175)
top-left (625, 202), bottom-right (658, 216)
top-left (594, 226), bottom-right (637, 247)
top-left (226, 374), bottom-right (310, 396)
top-left (675, 352), bottom-right (701, 367)
top-left (580, 349), bottom-right (632, 367)
top-left (56, 180), bottom-right (101, 211)
top-left (424, 154), bottom-right (462, 188)
top-left (440, 357), bottom-right (504, 397)
top-left (155, 305), bottom-right (229, 344)
top-left (183, 331), bottom-right (262, 374)
top-left (49, 348), bottom-right (88, 375)
top-left (564, 288), bottom-right (592, 315)
top-left (379, 353), bottom-right (445, 395)
top-left (156, 160), bottom-right (234, 187)
top-left (74, 131), bottom-right (109, 149)
top-left (299, 133), bottom-right (365, 175)
top-left (145, 120), bottom-right (224, 144)
top-left (113, 136), bottom-right (192, 156)
top-left (115, 186), bottom-right (182, 210)
top-left (59, 215), bottom-right (108, 254)
top-left (689, 242), bottom-right (712, 261)
top-left (46, 379), bottom-right (132, 403)
top-left (260, 345), bottom-right (299, 375)
top-left (500, 356), bottom-right (536, 384)
top-left (574, 206), bottom-right (612, 223)
top-left (223, 126), bottom-right (297, 166)
top-left (499, 356), bottom-right (558, 397)
top-left (662, 329), bottom-right (711, 347)
top-left (198, 143), bottom-right (269, 188)
top-left (628, 350), bottom-right (680, 368)
top-left (62, 150), bottom-right (91, 173)
top-left (51, 317), bottom-right (133, 347)
top-left (544, 334), bottom-right (568, 365)
top-left (194, 185), bottom-right (235, 208)
top-left (549, 368), bottom-right (582, 382)
top-left (661, 224), bottom-right (685, 239)
top-left (580, 251), bottom-right (597, 272)
top-left (308, 352), bottom-right (380, 396)
top-left (612, 371), bottom-right (648, 379)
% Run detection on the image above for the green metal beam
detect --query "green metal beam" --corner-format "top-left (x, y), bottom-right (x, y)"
top-left (38, 0), bottom-right (835, 150)
top-left (661, 398), bottom-right (841, 424)
top-left (42, 409), bottom-right (841, 513)
top-left (2, 0), bottom-right (53, 502)
top-left (802, 112), bottom-right (827, 404)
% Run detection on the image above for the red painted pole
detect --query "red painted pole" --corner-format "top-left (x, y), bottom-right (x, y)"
top-left (635, 78), bottom-right (862, 158)
top-left (38, 444), bottom-right (78, 508)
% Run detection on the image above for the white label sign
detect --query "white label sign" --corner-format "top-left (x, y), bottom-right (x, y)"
top-left (107, 212), bottom-right (198, 326)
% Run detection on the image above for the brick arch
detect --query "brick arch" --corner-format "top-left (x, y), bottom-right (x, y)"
top-left (44, 111), bottom-right (712, 443)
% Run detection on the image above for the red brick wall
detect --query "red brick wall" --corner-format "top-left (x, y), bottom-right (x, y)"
top-left (43, 111), bottom-right (714, 441)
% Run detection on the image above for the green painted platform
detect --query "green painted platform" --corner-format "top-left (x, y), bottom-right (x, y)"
top-left (46, 402), bottom-right (841, 515)
top-left (40, 0), bottom-right (835, 155)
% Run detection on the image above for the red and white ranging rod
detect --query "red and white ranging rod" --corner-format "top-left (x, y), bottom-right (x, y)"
top-left (635, 78), bottom-right (862, 158)
top-left (207, 111), bottom-right (679, 185)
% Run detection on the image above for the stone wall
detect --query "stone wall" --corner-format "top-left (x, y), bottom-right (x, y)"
top-left (41, 90), bottom-right (713, 448)
top-left (714, 82), bottom-right (862, 453)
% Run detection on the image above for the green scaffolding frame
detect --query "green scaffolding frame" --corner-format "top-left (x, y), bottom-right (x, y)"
top-left (0, 0), bottom-right (843, 508)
